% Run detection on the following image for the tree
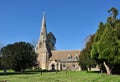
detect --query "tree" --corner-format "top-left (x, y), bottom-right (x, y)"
top-left (91, 22), bottom-right (106, 63)
top-left (79, 35), bottom-right (96, 70)
top-left (107, 7), bottom-right (118, 26)
top-left (0, 42), bottom-right (4, 69)
top-left (47, 32), bottom-right (56, 50)
top-left (1, 42), bottom-right (37, 73)
top-left (108, 7), bottom-right (118, 20)
top-left (91, 8), bottom-right (120, 75)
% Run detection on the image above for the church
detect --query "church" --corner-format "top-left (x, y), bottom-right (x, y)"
top-left (36, 13), bottom-right (81, 71)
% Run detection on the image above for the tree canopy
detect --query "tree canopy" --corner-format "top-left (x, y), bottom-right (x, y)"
top-left (108, 7), bottom-right (118, 20)
top-left (47, 32), bottom-right (56, 50)
top-left (1, 42), bottom-right (37, 73)
top-left (0, 42), bottom-right (4, 69)
top-left (79, 35), bottom-right (96, 70)
top-left (91, 7), bottom-right (120, 74)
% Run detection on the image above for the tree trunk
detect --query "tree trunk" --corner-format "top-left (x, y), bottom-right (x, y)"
top-left (3, 69), bottom-right (7, 74)
top-left (103, 61), bottom-right (112, 75)
top-left (21, 69), bottom-right (24, 74)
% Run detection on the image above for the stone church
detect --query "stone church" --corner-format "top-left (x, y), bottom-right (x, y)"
top-left (36, 13), bottom-right (81, 71)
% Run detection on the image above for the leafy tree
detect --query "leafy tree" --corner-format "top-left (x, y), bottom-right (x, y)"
top-left (91, 8), bottom-right (120, 75)
top-left (47, 32), bottom-right (56, 50)
top-left (79, 35), bottom-right (96, 70)
top-left (1, 42), bottom-right (37, 73)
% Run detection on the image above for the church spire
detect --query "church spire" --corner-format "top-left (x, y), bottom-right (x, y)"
top-left (40, 11), bottom-right (47, 41)
top-left (37, 12), bottom-right (49, 70)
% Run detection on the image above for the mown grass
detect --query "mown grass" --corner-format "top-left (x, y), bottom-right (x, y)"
top-left (0, 71), bottom-right (120, 82)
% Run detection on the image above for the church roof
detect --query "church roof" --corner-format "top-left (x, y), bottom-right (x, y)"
top-left (49, 50), bottom-right (81, 61)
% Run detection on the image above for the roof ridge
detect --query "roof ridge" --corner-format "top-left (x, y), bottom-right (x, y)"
top-left (51, 50), bottom-right (80, 51)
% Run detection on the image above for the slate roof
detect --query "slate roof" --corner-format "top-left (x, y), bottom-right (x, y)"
top-left (49, 50), bottom-right (81, 61)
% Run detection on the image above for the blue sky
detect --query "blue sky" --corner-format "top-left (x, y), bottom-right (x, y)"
top-left (0, 0), bottom-right (120, 50)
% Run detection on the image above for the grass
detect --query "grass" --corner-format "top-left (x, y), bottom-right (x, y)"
top-left (0, 71), bottom-right (120, 82)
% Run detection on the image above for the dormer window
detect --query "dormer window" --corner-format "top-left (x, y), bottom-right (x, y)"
top-left (75, 54), bottom-right (79, 61)
top-left (68, 54), bottom-right (72, 60)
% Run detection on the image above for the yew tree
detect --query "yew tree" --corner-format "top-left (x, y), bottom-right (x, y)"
top-left (1, 42), bottom-right (37, 73)
top-left (91, 7), bottom-right (120, 75)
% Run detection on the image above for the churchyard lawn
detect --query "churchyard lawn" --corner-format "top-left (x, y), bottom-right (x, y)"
top-left (0, 71), bottom-right (120, 82)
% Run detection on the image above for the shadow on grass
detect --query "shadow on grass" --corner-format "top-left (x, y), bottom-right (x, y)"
top-left (0, 70), bottom-right (59, 76)
top-left (87, 71), bottom-right (101, 73)
top-left (87, 70), bottom-right (120, 75)
top-left (0, 71), bottom-right (40, 76)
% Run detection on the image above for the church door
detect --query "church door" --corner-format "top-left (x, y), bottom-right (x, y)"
top-left (51, 64), bottom-right (55, 70)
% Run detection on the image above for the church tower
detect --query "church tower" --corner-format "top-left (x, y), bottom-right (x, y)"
top-left (37, 13), bottom-right (49, 70)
